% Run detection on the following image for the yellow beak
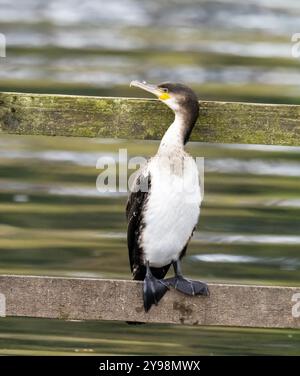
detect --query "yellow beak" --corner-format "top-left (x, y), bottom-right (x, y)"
top-left (130, 80), bottom-right (170, 100)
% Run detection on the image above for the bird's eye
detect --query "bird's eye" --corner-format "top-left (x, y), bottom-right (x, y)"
top-left (162, 88), bottom-right (168, 93)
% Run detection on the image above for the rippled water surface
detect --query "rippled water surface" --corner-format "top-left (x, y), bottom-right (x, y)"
top-left (0, 0), bottom-right (300, 356)
top-left (1, 0), bottom-right (300, 103)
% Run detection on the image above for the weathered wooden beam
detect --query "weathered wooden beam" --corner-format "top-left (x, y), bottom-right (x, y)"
top-left (0, 275), bottom-right (299, 328)
top-left (0, 92), bottom-right (300, 145)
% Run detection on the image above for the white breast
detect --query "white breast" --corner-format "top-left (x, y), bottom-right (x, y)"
top-left (141, 152), bottom-right (201, 267)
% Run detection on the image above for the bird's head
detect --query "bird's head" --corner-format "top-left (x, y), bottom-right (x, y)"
top-left (130, 81), bottom-right (199, 144)
top-left (130, 80), bottom-right (199, 119)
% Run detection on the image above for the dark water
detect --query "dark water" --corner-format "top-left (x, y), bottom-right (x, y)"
top-left (0, 0), bottom-right (300, 356)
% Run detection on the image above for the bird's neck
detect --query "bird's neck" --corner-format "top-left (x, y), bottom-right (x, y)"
top-left (158, 112), bottom-right (190, 153)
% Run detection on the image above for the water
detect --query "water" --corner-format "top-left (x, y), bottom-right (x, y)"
top-left (0, 0), bottom-right (300, 356)
top-left (1, 0), bottom-right (300, 102)
top-left (1, 136), bottom-right (299, 283)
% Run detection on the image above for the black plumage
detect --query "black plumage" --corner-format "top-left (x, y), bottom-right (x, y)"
top-left (126, 173), bottom-right (171, 281)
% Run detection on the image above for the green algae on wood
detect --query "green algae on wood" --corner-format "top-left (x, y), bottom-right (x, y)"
top-left (1, 92), bottom-right (300, 146)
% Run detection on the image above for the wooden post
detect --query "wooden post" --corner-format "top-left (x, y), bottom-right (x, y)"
top-left (0, 275), bottom-right (299, 328)
top-left (1, 92), bottom-right (300, 145)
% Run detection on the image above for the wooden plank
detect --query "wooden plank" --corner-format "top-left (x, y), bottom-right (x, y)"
top-left (0, 275), bottom-right (299, 328)
top-left (1, 92), bottom-right (300, 145)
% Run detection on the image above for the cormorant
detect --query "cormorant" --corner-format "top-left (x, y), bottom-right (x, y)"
top-left (126, 81), bottom-right (209, 312)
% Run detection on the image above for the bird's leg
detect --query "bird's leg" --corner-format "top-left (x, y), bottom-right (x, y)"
top-left (143, 261), bottom-right (169, 312)
top-left (166, 259), bottom-right (209, 296)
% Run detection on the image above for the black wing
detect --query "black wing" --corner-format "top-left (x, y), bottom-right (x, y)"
top-left (126, 171), bottom-right (171, 281)
top-left (126, 171), bottom-right (150, 280)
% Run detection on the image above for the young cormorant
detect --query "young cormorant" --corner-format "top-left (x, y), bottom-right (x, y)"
top-left (127, 81), bottom-right (209, 312)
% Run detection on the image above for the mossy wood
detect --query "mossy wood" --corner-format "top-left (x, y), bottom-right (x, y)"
top-left (1, 92), bottom-right (300, 145)
top-left (0, 275), bottom-right (299, 328)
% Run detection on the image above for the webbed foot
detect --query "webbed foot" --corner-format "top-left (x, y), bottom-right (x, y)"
top-left (143, 263), bottom-right (169, 312)
top-left (166, 259), bottom-right (209, 297)
top-left (166, 276), bottom-right (209, 296)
